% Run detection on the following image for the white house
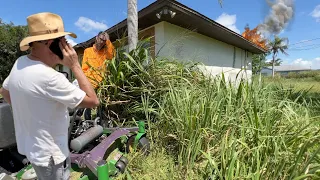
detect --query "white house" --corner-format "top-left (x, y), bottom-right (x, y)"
top-left (261, 65), bottom-right (312, 76)
top-left (72, 0), bottom-right (266, 82)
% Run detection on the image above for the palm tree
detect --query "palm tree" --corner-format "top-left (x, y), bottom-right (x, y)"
top-left (127, 0), bottom-right (224, 51)
top-left (267, 36), bottom-right (289, 77)
top-left (269, 58), bottom-right (282, 66)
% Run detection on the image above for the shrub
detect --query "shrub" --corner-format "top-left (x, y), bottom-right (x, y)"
top-left (286, 70), bottom-right (320, 79)
top-left (0, 21), bottom-right (28, 83)
top-left (313, 75), bottom-right (320, 82)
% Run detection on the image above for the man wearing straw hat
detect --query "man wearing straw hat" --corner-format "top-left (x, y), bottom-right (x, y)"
top-left (0, 12), bottom-right (99, 179)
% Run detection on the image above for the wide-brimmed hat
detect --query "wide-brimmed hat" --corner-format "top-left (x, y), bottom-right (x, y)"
top-left (20, 12), bottom-right (77, 51)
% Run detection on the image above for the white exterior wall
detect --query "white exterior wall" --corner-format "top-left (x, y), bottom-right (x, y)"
top-left (154, 21), bottom-right (253, 83)
top-left (54, 65), bottom-right (72, 81)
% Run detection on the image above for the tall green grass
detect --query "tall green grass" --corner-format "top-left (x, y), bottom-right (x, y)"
top-left (156, 76), bottom-right (320, 179)
top-left (94, 39), bottom-right (320, 179)
top-left (264, 76), bottom-right (320, 117)
top-left (95, 37), bottom-right (202, 126)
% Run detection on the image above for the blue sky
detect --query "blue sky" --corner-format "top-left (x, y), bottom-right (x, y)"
top-left (1, 0), bottom-right (320, 68)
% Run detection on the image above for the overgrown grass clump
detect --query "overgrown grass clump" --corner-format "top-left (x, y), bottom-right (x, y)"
top-left (156, 77), bottom-right (320, 179)
top-left (94, 38), bottom-right (202, 126)
top-left (94, 40), bottom-right (320, 179)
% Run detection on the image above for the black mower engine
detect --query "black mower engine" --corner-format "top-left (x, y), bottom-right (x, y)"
top-left (68, 108), bottom-right (109, 154)
top-left (0, 99), bottom-right (16, 150)
top-left (69, 112), bottom-right (101, 140)
top-left (0, 99), bottom-right (29, 175)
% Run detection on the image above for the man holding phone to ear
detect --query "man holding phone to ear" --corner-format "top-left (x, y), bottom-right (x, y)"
top-left (0, 12), bottom-right (99, 179)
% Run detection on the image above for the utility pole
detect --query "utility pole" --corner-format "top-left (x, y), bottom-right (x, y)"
top-left (127, 0), bottom-right (138, 51)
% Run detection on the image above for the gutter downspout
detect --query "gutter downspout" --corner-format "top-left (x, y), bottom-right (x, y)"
top-left (232, 47), bottom-right (236, 68)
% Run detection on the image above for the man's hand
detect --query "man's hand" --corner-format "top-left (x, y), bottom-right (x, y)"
top-left (100, 32), bottom-right (109, 41)
top-left (59, 38), bottom-right (80, 69)
top-left (58, 37), bottom-right (99, 109)
top-left (104, 33), bottom-right (110, 41)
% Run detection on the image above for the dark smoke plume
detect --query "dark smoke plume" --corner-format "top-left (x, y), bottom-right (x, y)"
top-left (258, 0), bottom-right (295, 36)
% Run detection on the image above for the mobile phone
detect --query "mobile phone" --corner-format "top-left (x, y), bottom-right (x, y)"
top-left (49, 38), bottom-right (63, 60)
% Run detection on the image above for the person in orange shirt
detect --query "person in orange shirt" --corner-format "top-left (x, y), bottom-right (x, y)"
top-left (81, 31), bottom-right (115, 89)
top-left (73, 31), bottom-right (115, 120)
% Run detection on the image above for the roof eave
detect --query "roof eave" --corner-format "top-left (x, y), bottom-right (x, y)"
top-left (74, 0), bottom-right (267, 54)
top-left (168, 0), bottom-right (267, 54)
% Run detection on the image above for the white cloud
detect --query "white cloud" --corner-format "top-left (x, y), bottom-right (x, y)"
top-left (75, 17), bottom-right (108, 33)
top-left (292, 58), bottom-right (312, 66)
top-left (288, 57), bottom-right (320, 69)
top-left (215, 13), bottom-right (240, 34)
top-left (66, 36), bottom-right (77, 47)
top-left (310, 5), bottom-right (320, 22)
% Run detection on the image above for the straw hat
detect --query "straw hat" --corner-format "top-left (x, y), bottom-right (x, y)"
top-left (20, 12), bottom-right (77, 51)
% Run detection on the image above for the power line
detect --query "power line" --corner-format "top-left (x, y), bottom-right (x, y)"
top-left (288, 43), bottom-right (320, 49)
top-left (288, 45), bottom-right (320, 51)
top-left (288, 37), bottom-right (320, 46)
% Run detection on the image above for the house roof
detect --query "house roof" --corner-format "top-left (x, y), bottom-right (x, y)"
top-left (264, 65), bottom-right (311, 72)
top-left (74, 0), bottom-right (267, 54)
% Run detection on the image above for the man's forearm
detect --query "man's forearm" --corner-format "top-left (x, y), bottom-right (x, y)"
top-left (71, 65), bottom-right (97, 99)
top-left (0, 88), bottom-right (11, 104)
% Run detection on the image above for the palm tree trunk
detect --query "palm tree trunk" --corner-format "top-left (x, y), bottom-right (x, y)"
top-left (272, 53), bottom-right (275, 78)
top-left (127, 0), bottom-right (138, 51)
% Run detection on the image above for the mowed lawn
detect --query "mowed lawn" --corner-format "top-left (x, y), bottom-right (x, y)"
top-left (264, 77), bottom-right (320, 93)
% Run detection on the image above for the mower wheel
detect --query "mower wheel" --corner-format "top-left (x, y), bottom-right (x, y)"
top-left (115, 161), bottom-right (126, 174)
top-left (126, 136), bottom-right (150, 155)
top-left (119, 156), bottom-right (128, 166)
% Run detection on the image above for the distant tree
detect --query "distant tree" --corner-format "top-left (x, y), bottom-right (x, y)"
top-left (252, 53), bottom-right (268, 75)
top-left (267, 58), bottom-right (282, 66)
top-left (0, 19), bottom-right (28, 83)
top-left (267, 36), bottom-right (288, 77)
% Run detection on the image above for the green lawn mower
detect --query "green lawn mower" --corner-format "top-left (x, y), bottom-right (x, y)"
top-left (0, 101), bottom-right (151, 180)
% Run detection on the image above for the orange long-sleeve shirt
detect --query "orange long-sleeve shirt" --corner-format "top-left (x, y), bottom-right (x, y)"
top-left (81, 40), bottom-right (115, 88)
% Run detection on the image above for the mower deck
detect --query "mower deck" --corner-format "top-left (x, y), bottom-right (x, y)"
top-left (13, 121), bottom-right (148, 180)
